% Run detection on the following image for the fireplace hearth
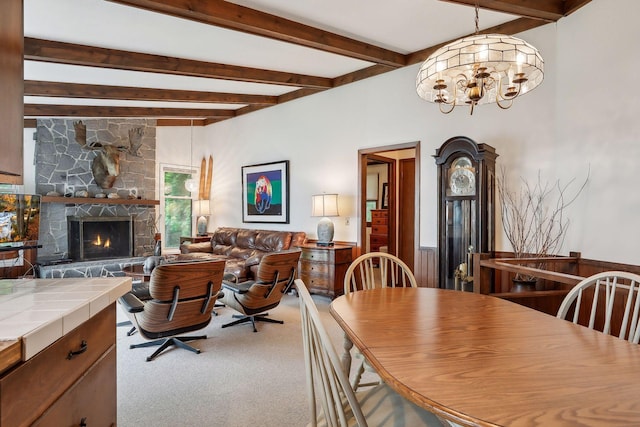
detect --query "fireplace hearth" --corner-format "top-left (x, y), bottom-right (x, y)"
top-left (68, 216), bottom-right (133, 261)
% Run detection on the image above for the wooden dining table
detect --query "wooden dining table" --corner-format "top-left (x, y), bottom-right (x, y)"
top-left (330, 287), bottom-right (640, 427)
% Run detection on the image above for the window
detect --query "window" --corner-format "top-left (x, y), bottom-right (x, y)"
top-left (160, 165), bottom-right (195, 250)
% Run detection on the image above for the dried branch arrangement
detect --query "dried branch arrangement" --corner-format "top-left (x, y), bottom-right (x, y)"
top-left (497, 167), bottom-right (589, 280)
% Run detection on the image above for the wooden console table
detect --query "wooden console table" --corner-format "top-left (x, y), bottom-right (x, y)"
top-left (297, 243), bottom-right (352, 299)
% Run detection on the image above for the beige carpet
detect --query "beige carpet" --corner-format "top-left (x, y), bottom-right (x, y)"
top-left (116, 292), bottom-right (361, 426)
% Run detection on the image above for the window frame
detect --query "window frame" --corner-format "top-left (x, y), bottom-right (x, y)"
top-left (158, 163), bottom-right (198, 253)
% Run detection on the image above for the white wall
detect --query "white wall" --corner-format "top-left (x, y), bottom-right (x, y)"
top-left (151, 0), bottom-right (639, 265)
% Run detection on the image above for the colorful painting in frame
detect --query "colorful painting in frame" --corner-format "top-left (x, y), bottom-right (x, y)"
top-left (241, 160), bottom-right (289, 223)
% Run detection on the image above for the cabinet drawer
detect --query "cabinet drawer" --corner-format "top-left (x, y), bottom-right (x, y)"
top-left (300, 260), bottom-right (331, 276)
top-left (371, 225), bottom-right (388, 235)
top-left (371, 210), bottom-right (388, 219)
top-left (0, 305), bottom-right (115, 427)
top-left (301, 271), bottom-right (330, 289)
top-left (300, 249), bottom-right (330, 263)
top-left (371, 217), bottom-right (387, 226)
top-left (370, 235), bottom-right (388, 245)
top-left (33, 347), bottom-right (117, 427)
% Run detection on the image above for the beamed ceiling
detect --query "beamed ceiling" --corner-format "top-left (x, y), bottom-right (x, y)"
top-left (24, 0), bottom-right (591, 126)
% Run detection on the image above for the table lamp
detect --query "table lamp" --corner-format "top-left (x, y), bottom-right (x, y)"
top-left (312, 194), bottom-right (339, 246)
top-left (195, 199), bottom-right (211, 236)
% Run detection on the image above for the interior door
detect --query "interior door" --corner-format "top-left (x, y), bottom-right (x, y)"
top-left (358, 143), bottom-right (418, 267)
top-left (398, 158), bottom-right (415, 271)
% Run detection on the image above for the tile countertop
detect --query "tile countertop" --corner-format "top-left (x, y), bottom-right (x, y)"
top-left (0, 277), bottom-right (132, 372)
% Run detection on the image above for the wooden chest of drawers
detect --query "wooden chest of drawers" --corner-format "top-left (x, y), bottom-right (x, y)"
top-left (370, 209), bottom-right (388, 252)
top-left (297, 243), bottom-right (352, 299)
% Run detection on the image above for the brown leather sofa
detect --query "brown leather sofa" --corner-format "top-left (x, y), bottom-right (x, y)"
top-left (178, 227), bottom-right (306, 281)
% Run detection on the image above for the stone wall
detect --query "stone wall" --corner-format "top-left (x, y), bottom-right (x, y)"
top-left (35, 119), bottom-right (157, 258)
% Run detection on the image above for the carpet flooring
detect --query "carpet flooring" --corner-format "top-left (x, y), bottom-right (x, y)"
top-left (116, 292), bottom-right (358, 427)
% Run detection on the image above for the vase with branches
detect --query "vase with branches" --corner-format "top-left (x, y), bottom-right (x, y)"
top-left (497, 167), bottom-right (589, 283)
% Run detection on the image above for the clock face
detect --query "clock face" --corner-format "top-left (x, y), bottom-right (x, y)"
top-left (450, 167), bottom-right (476, 195)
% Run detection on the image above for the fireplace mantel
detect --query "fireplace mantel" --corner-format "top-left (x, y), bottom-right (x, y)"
top-left (41, 196), bottom-right (159, 206)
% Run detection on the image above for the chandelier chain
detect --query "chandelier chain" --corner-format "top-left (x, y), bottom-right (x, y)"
top-left (474, 0), bottom-right (480, 34)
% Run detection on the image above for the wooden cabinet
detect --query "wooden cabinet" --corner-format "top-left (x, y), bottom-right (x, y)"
top-left (297, 243), bottom-right (352, 299)
top-left (0, 0), bottom-right (24, 184)
top-left (370, 209), bottom-right (388, 252)
top-left (0, 304), bottom-right (117, 426)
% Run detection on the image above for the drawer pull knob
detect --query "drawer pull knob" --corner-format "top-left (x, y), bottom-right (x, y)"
top-left (67, 340), bottom-right (88, 360)
top-left (79, 417), bottom-right (87, 427)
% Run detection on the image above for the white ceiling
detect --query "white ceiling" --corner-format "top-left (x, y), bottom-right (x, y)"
top-left (22, 0), bottom-right (548, 120)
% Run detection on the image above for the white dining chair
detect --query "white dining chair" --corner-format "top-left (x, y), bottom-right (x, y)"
top-left (344, 252), bottom-right (417, 294)
top-left (343, 252), bottom-right (418, 390)
top-left (557, 271), bottom-right (640, 343)
top-left (297, 279), bottom-right (445, 427)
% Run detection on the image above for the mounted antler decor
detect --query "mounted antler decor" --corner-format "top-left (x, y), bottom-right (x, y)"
top-left (73, 120), bottom-right (144, 189)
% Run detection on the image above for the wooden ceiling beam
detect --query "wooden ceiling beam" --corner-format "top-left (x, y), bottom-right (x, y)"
top-left (23, 1), bottom-right (594, 124)
top-left (24, 38), bottom-right (332, 89)
top-left (24, 104), bottom-right (235, 118)
top-left (24, 80), bottom-right (278, 105)
top-left (156, 119), bottom-right (206, 126)
top-left (107, 0), bottom-right (406, 68)
top-left (562, 0), bottom-right (593, 16)
top-left (440, 0), bottom-right (565, 22)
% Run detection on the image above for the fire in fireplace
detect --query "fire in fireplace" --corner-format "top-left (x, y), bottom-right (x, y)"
top-left (67, 216), bottom-right (133, 261)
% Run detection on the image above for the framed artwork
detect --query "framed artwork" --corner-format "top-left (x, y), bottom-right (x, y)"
top-left (381, 183), bottom-right (389, 209)
top-left (241, 160), bottom-right (289, 223)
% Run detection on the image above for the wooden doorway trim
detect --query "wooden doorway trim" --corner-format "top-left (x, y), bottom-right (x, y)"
top-left (357, 141), bottom-right (420, 262)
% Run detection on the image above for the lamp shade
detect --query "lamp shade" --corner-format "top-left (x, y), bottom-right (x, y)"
top-left (311, 194), bottom-right (339, 217)
top-left (195, 199), bottom-right (211, 216)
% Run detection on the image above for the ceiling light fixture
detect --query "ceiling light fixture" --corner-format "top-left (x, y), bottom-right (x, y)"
top-left (416, 1), bottom-right (544, 115)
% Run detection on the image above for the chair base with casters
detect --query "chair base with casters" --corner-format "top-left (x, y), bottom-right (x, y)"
top-left (221, 310), bottom-right (282, 332)
top-left (130, 335), bottom-right (206, 362)
top-left (117, 320), bottom-right (137, 336)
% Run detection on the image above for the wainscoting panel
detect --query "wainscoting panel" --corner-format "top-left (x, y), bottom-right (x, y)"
top-left (415, 246), bottom-right (438, 288)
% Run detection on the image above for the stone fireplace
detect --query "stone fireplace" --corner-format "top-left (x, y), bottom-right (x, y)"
top-left (67, 216), bottom-right (134, 261)
top-left (35, 118), bottom-right (157, 262)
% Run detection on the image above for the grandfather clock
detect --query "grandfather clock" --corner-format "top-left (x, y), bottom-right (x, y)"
top-left (434, 137), bottom-right (497, 291)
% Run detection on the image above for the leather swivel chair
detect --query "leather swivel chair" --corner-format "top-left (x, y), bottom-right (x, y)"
top-left (218, 250), bottom-right (301, 332)
top-left (118, 259), bottom-right (226, 361)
